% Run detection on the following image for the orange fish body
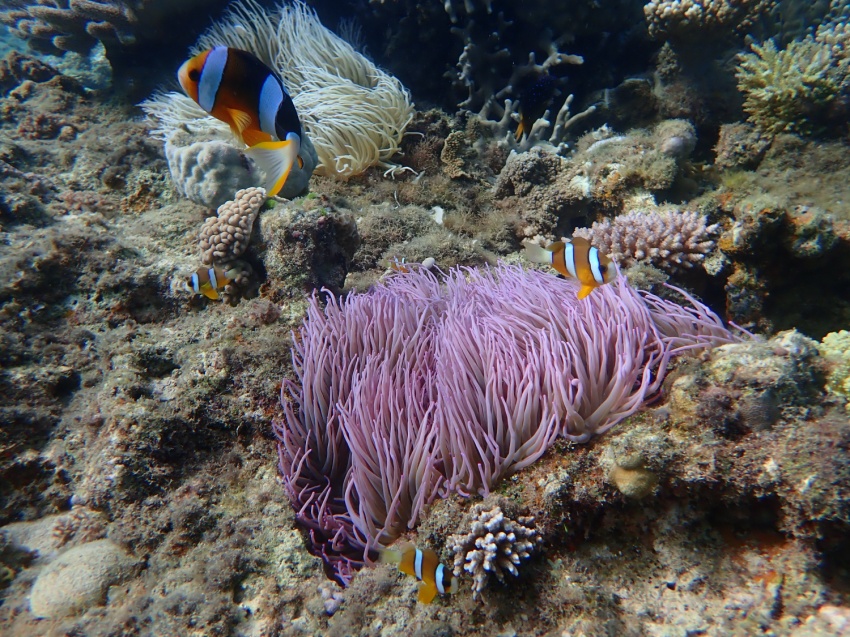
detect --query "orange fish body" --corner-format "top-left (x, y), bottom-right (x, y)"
top-left (380, 542), bottom-right (458, 604)
top-left (187, 266), bottom-right (238, 300)
top-left (523, 236), bottom-right (616, 299)
top-left (178, 47), bottom-right (303, 197)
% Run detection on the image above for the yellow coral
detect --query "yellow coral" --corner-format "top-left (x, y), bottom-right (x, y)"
top-left (820, 330), bottom-right (850, 400)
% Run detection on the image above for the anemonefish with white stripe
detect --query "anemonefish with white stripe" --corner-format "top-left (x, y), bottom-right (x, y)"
top-left (187, 266), bottom-right (239, 300)
top-left (178, 46), bottom-right (303, 197)
top-left (523, 236), bottom-right (616, 299)
top-left (379, 542), bottom-right (458, 604)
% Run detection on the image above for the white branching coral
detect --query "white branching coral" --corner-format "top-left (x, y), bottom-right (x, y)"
top-left (199, 187), bottom-right (266, 265)
top-left (573, 210), bottom-right (718, 273)
top-left (448, 504), bottom-right (542, 599)
top-left (141, 0), bottom-right (414, 180)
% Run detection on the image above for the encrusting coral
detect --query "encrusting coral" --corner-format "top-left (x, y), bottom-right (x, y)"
top-left (573, 209), bottom-right (719, 273)
top-left (448, 502), bottom-right (542, 599)
top-left (198, 187), bottom-right (266, 266)
top-left (142, 0), bottom-right (414, 182)
top-left (276, 262), bottom-right (738, 583)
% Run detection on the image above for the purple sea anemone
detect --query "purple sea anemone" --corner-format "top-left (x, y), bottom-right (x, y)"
top-left (274, 263), bottom-right (736, 583)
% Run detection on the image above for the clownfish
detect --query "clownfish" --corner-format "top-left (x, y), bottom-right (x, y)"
top-left (186, 266), bottom-right (239, 300)
top-left (178, 46), bottom-right (303, 197)
top-left (379, 542), bottom-right (458, 604)
top-left (523, 236), bottom-right (616, 299)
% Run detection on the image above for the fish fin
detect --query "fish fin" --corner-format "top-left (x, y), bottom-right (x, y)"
top-left (241, 128), bottom-right (273, 147)
top-left (515, 120), bottom-right (525, 142)
top-left (223, 267), bottom-right (241, 281)
top-left (201, 285), bottom-right (220, 300)
top-left (570, 236), bottom-right (590, 248)
top-left (245, 139), bottom-right (299, 197)
top-left (297, 155), bottom-right (304, 169)
top-left (417, 582), bottom-right (438, 604)
top-left (577, 284), bottom-right (595, 300)
top-left (227, 108), bottom-right (252, 135)
top-left (522, 240), bottom-right (553, 265)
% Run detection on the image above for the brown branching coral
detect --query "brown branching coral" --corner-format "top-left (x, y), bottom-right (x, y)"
top-left (573, 209), bottom-right (718, 273)
top-left (198, 187), bottom-right (266, 266)
top-left (448, 502), bottom-right (542, 599)
top-left (0, 0), bottom-right (221, 56)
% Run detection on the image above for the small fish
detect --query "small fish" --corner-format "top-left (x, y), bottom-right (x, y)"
top-left (523, 236), bottom-right (616, 299)
top-left (379, 542), bottom-right (458, 604)
top-left (178, 46), bottom-right (303, 197)
top-left (515, 73), bottom-right (558, 141)
top-left (187, 266), bottom-right (239, 300)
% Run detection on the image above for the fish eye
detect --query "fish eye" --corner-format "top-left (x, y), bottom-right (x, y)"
top-left (188, 68), bottom-right (200, 82)
top-left (599, 263), bottom-right (607, 273)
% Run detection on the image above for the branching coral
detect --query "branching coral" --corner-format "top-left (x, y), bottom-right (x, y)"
top-left (0, 0), bottom-right (221, 56)
top-left (573, 210), bottom-right (719, 273)
top-left (142, 0), bottom-right (414, 180)
top-left (736, 33), bottom-right (850, 135)
top-left (275, 262), bottom-right (738, 582)
top-left (448, 503), bottom-right (542, 599)
top-left (198, 187), bottom-right (266, 266)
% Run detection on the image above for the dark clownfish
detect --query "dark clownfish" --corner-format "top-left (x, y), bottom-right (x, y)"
top-left (187, 266), bottom-right (239, 300)
top-left (379, 542), bottom-right (458, 604)
top-left (178, 46), bottom-right (303, 197)
top-left (523, 236), bottom-right (616, 299)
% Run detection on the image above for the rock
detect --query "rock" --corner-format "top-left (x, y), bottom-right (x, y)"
top-left (29, 539), bottom-right (139, 619)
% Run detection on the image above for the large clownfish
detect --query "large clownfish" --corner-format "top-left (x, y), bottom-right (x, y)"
top-left (379, 542), bottom-right (458, 604)
top-left (523, 236), bottom-right (616, 299)
top-left (178, 46), bottom-right (303, 197)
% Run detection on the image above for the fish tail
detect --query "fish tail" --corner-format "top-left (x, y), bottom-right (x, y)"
top-left (522, 240), bottom-right (553, 265)
top-left (245, 133), bottom-right (301, 197)
top-left (378, 547), bottom-right (403, 565)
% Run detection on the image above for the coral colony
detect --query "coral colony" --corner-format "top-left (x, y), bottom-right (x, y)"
top-left (275, 263), bottom-right (737, 583)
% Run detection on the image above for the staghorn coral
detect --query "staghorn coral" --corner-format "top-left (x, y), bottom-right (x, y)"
top-left (0, 0), bottom-right (224, 57)
top-left (644, 0), bottom-right (773, 40)
top-left (275, 262), bottom-right (738, 582)
top-left (198, 187), bottom-right (266, 266)
top-left (448, 502), bottom-right (542, 599)
top-left (573, 209), bottom-right (719, 273)
top-left (736, 34), bottom-right (850, 135)
top-left (142, 0), bottom-right (414, 181)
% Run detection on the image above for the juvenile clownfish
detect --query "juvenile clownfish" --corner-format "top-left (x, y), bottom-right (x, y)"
top-left (187, 266), bottom-right (239, 300)
top-left (379, 542), bottom-right (458, 604)
top-left (178, 46), bottom-right (304, 197)
top-left (523, 236), bottom-right (616, 299)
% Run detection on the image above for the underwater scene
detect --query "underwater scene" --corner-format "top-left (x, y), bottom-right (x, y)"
top-left (1, 0), bottom-right (850, 635)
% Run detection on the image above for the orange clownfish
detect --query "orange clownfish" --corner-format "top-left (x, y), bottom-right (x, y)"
top-left (178, 46), bottom-right (304, 197)
top-left (380, 542), bottom-right (458, 604)
top-left (187, 266), bottom-right (239, 300)
top-left (523, 236), bottom-right (616, 299)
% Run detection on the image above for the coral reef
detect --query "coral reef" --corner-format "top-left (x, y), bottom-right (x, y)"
top-left (644, 0), bottom-right (773, 40)
top-left (0, 0), bottom-right (228, 60)
top-left (573, 209), bottom-right (718, 273)
top-left (448, 500), bottom-right (542, 599)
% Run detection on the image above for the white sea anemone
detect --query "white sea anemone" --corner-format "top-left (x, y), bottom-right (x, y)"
top-left (141, 0), bottom-right (414, 179)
